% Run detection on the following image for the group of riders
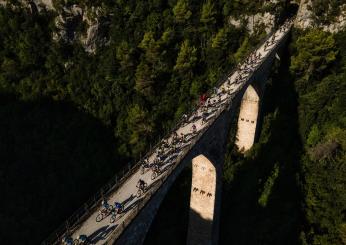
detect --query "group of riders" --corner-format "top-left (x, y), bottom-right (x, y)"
top-left (61, 19), bottom-right (294, 245)
top-left (62, 234), bottom-right (88, 245)
top-left (62, 77), bottom-right (225, 245)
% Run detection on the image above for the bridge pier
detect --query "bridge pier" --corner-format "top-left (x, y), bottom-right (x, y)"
top-left (235, 84), bottom-right (261, 152)
top-left (187, 155), bottom-right (217, 245)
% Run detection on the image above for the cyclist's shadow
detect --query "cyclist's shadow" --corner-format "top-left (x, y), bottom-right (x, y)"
top-left (88, 224), bottom-right (117, 244)
top-left (122, 198), bottom-right (143, 213)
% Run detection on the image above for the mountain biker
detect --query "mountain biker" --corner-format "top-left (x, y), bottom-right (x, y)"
top-left (202, 112), bottom-right (208, 124)
top-left (182, 113), bottom-right (188, 123)
top-left (140, 158), bottom-right (147, 168)
top-left (102, 199), bottom-right (110, 210)
top-left (180, 133), bottom-right (185, 143)
top-left (77, 234), bottom-right (88, 244)
top-left (62, 236), bottom-right (74, 245)
top-left (137, 179), bottom-right (147, 191)
top-left (192, 124), bottom-right (197, 133)
top-left (199, 94), bottom-right (207, 106)
top-left (114, 202), bottom-right (123, 213)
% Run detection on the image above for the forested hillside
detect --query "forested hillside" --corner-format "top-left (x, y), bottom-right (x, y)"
top-left (291, 29), bottom-right (346, 245)
top-left (0, 0), bottom-right (345, 244)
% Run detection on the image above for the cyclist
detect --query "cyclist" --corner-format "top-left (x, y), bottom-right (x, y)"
top-left (77, 234), bottom-right (89, 244)
top-left (62, 236), bottom-right (74, 245)
top-left (182, 113), bottom-right (188, 123)
top-left (173, 131), bottom-right (178, 140)
top-left (201, 113), bottom-right (208, 125)
top-left (180, 133), bottom-right (185, 143)
top-left (114, 202), bottom-right (123, 214)
top-left (140, 158), bottom-right (147, 168)
top-left (102, 199), bottom-right (110, 211)
top-left (140, 157), bottom-right (150, 174)
top-left (191, 124), bottom-right (197, 134)
top-left (137, 179), bottom-right (147, 191)
top-left (158, 147), bottom-right (164, 156)
top-left (156, 155), bottom-right (162, 163)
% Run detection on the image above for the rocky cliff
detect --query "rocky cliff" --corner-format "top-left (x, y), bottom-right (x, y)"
top-left (0, 0), bottom-right (109, 53)
top-left (295, 0), bottom-right (346, 33)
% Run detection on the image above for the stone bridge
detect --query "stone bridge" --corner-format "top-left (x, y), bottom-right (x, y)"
top-left (43, 19), bottom-right (293, 245)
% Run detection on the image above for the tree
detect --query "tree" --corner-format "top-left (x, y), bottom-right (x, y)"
top-left (125, 103), bottom-right (154, 155)
top-left (234, 36), bottom-right (250, 63)
top-left (135, 60), bottom-right (154, 96)
top-left (174, 40), bottom-right (197, 74)
top-left (211, 28), bottom-right (227, 49)
top-left (290, 30), bottom-right (338, 79)
top-left (173, 0), bottom-right (192, 24)
top-left (200, 0), bottom-right (217, 25)
top-left (116, 41), bottom-right (134, 70)
top-left (138, 32), bottom-right (160, 63)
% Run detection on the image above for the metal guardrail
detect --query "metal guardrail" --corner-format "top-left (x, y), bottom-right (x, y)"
top-left (41, 18), bottom-right (294, 245)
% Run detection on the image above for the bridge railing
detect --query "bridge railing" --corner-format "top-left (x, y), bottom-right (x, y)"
top-left (41, 18), bottom-right (294, 245)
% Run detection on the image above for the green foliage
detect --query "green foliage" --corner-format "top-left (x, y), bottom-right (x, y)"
top-left (200, 0), bottom-right (217, 25)
top-left (290, 29), bottom-right (337, 83)
top-left (116, 41), bottom-right (135, 70)
top-left (258, 163), bottom-right (280, 207)
top-left (211, 28), bottom-right (227, 49)
top-left (135, 60), bottom-right (155, 95)
top-left (125, 103), bottom-right (154, 155)
top-left (174, 40), bottom-right (197, 73)
top-left (173, 0), bottom-right (192, 23)
top-left (310, 0), bottom-right (346, 24)
top-left (234, 36), bottom-right (251, 63)
top-left (307, 124), bottom-right (320, 147)
top-left (290, 29), bottom-right (346, 245)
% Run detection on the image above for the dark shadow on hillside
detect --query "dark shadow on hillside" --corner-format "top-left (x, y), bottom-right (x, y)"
top-left (0, 97), bottom-right (122, 245)
top-left (143, 168), bottom-right (192, 245)
top-left (219, 40), bottom-right (302, 245)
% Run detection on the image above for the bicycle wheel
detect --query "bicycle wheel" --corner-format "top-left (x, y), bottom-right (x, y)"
top-left (137, 189), bottom-right (142, 198)
top-left (108, 205), bottom-right (114, 213)
top-left (96, 213), bottom-right (104, 222)
top-left (110, 214), bottom-right (116, 223)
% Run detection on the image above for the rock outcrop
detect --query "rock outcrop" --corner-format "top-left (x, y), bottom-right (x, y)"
top-left (295, 0), bottom-right (346, 33)
top-left (0, 0), bottom-right (109, 53)
top-left (229, 12), bottom-right (276, 35)
top-left (53, 4), bottom-right (108, 53)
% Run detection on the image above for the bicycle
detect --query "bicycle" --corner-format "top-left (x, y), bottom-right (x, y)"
top-left (109, 205), bottom-right (124, 223)
top-left (136, 182), bottom-right (148, 198)
top-left (96, 205), bottom-right (114, 222)
top-left (151, 166), bottom-right (162, 180)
